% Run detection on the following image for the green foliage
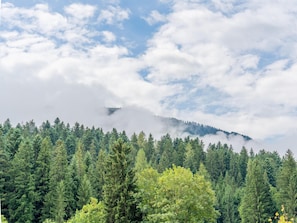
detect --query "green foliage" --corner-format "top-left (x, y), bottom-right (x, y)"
top-left (137, 165), bottom-right (218, 222)
top-left (1, 214), bottom-right (8, 223)
top-left (134, 148), bottom-right (149, 174)
top-left (67, 197), bottom-right (105, 223)
top-left (0, 119), bottom-right (290, 223)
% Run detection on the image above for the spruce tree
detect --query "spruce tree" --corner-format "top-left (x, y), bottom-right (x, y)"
top-left (276, 150), bottom-right (297, 218)
top-left (0, 135), bottom-right (10, 219)
top-left (103, 139), bottom-right (142, 223)
top-left (44, 139), bottom-right (68, 221)
top-left (34, 137), bottom-right (52, 223)
top-left (239, 159), bottom-right (275, 223)
top-left (8, 139), bottom-right (36, 223)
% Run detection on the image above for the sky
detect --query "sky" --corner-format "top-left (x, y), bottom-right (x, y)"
top-left (0, 0), bottom-right (297, 155)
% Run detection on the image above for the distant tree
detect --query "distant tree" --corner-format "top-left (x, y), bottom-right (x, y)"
top-left (134, 148), bottom-right (149, 174)
top-left (144, 133), bottom-right (154, 163)
top-left (183, 142), bottom-right (196, 172)
top-left (238, 147), bottom-right (248, 181)
top-left (5, 128), bottom-right (22, 159)
top-left (103, 139), bottom-right (142, 223)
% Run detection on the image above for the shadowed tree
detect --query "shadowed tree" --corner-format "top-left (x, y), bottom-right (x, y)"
top-left (103, 139), bottom-right (142, 223)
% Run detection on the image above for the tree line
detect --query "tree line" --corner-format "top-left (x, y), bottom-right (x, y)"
top-left (0, 118), bottom-right (296, 222)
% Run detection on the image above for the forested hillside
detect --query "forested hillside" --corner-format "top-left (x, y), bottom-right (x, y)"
top-left (0, 118), bottom-right (296, 223)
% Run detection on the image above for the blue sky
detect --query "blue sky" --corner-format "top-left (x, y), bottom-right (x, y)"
top-left (1, 0), bottom-right (297, 154)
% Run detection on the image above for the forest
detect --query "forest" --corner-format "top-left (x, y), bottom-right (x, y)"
top-left (0, 118), bottom-right (296, 223)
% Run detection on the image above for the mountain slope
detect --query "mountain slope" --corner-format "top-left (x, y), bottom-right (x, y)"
top-left (106, 107), bottom-right (252, 140)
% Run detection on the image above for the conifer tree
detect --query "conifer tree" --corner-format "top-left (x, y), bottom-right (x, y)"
top-left (103, 139), bottom-right (142, 223)
top-left (8, 139), bottom-right (36, 223)
top-left (134, 148), bottom-right (149, 174)
top-left (44, 139), bottom-right (68, 221)
top-left (92, 149), bottom-right (107, 200)
top-left (276, 150), bottom-right (297, 218)
top-left (239, 159), bottom-right (275, 223)
top-left (0, 135), bottom-right (10, 219)
top-left (144, 133), bottom-right (154, 163)
top-left (77, 174), bottom-right (92, 209)
top-left (35, 137), bottom-right (52, 223)
top-left (55, 180), bottom-right (66, 223)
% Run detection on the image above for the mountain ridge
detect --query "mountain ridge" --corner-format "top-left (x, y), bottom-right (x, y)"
top-left (106, 107), bottom-right (252, 141)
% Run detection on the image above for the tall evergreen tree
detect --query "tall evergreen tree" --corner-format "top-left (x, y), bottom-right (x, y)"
top-left (103, 139), bottom-right (142, 223)
top-left (239, 159), bottom-right (275, 223)
top-left (44, 139), bottom-right (68, 221)
top-left (77, 174), bottom-right (92, 209)
top-left (34, 137), bottom-right (52, 223)
top-left (54, 180), bottom-right (66, 223)
top-left (276, 150), bottom-right (297, 218)
top-left (5, 128), bottom-right (22, 159)
top-left (92, 149), bottom-right (107, 200)
top-left (8, 139), bottom-right (36, 223)
top-left (0, 134), bottom-right (10, 219)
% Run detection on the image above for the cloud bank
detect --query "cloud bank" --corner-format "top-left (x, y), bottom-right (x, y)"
top-left (1, 1), bottom-right (297, 155)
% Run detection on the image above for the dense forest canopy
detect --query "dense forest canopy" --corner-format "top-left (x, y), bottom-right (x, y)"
top-left (0, 118), bottom-right (296, 223)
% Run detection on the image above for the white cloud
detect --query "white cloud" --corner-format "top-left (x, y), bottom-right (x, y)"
top-left (1, 0), bottom-right (297, 157)
top-left (140, 0), bottom-right (297, 142)
top-left (101, 31), bottom-right (116, 43)
top-left (64, 3), bottom-right (96, 20)
top-left (98, 6), bottom-right (130, 25)
top-left (144, 10), bottom-right (167, 25)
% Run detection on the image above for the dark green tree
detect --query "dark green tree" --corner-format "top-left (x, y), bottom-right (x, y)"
top-left (239, 159), bottom-right (275, 223)
top-left (144, 133), bottom-right (154, 163)
top-left (276, 150), bottom-right (297, 218)
top-left (5, 128), bottom-right (22, 159)
top-left (92, 149), bottom-right (107, 200)
top-left (34, 137), bottom-right (52, 223)
top-left (103, 139), bottom-right (142, 223)
top-left (0, 133), bottom-right (10, 218)
top-left (239, 147), bottom-right (249, 183)
top-left (8, 139), bottom-right (36, 223)
top-left (77, 174), bottom-right (93, 209)
top-left (44, 139), bottom-right (68, 221)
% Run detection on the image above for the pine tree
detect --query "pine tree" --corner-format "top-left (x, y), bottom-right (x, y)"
top-left (103, 139), bottom-right (142, 223)
top-left (239, 159), bottom-right (275, 223)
